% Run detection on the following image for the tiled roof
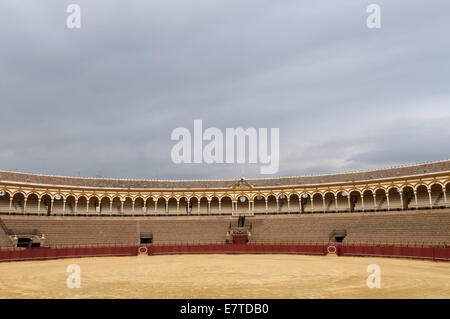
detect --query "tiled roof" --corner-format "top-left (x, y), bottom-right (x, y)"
top-left (0, 160), bottom-right (449, 189)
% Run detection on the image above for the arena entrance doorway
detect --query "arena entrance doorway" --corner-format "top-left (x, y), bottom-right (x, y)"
top-left (228, 216), bottom-right (252, 244)
top-left (329, 229), bottom-right (347, 243)
top-left (140, 233), bottom-right (153, 244)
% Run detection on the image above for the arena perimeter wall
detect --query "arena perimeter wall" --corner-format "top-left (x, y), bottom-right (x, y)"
top-left (0, 243), bottom-right (448, 262)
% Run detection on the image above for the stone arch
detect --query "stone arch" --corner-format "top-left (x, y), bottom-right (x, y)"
top-left (146, 197), bottom-right (156, 214)
top-left (415, 184), bottom-right (429, 208)
top-left (210, 196), bottom-right (220, 215)
top-left (361, 189), bottom-right (374, 211)
top-left (387, 187), bottom-right (401, 210)
top-left (235, 195), bottom-right (249, 214)
top-left (178, 196), bottom-right (189, 215)
top-left (220, 196), bottom-right (232, 215)
top-left (312, 193), bottom-right (323, 212)
top-left (289, 193), bottom-right (300, 214)
top-left (430, 183), bottom-right (444, 207)
top-left (267, 194), bottom-right (277, 213)
top-left (156, 197), bottom-right (166, 215)
top-left (134, 197), bottom-right (145, 215)
top-left (188, 197), bottom-right (198, 215)
top-left (253, 194), bottom-right (266, 214)
top-left (99, 196), bottom-right (110, 215)
top-left (277, 193), bottom-right (289, 213)
top-left (276, 192), bottom-right (286, 199)
top-left (323, 192), bottom-right (335, 212)
top-left (0, 190), bottom-right (11, 213)
top-left (65, 195), bottom-right (77, 215)
top-left (298, 193), bottom-right (311, 213)
top-left (11, 192), bottom-right (25, 214)
top-left (41, 194), bottom-right (53, 215)
top-left (335, 191), bottom-right (348, 212)
top-left (25, 193), bottom-right (39, 214)
top-left (167, 197), bottom-right (178, 215)
top-left (349, 190), bottom-right (361, 212)
top-left (52, 194), bottom-right (65, 215)
top-left (199, 196), bottom-right (209, 215)
top-left (374, 189), bottom-right (387, 210)
top-left (111, 197), bottom-right (122, 215)
top-left (88, 196), bottom-right (100, 215)
top-left (123, 197), bottom-right (133, 215)
top-left (402, 186), bottom-right (415, 209)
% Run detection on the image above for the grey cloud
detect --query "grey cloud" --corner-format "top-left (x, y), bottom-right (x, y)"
top-left (0, 0), bottom-right (449, 179)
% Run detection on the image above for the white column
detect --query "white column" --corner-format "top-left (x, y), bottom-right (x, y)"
top-left (428, 189), bottom-right (433, 208)
top-left (265, 198), bottom-right (268, 214)
top-left (399, 193), bottom-right (404, 210)
top-left (110, 200), bottom-right (113, 215)
top-left (23, 198), bottom-right (27, 214)
top-left (132, 200), bottom-right (135, 214)
top-left (443, 189), bottom-right (448, 207)
top-left (248, 200), bottom-right (251, 212)
top-left (51, 199), bottom-right (54, 215)
top-left (347, 196), bottom-right (351, 212)
top-left (311, 197), bottom-right (314, 212)
top-left (335, 195), bottom-right (338, 212)
top-left (75, 200), bottom-right (78, 214)
top-left (218, 199), bottom-right (222, 215)
top-left (143, 200), bottom-right (147, 215)
top-left (120, 200), bottom-right (124, 215)
top-left (197, 200), bottom-right (200, 215)
top-left (322, 197), bottom-right (326, 212)
top-left (86, 200), bottom-right (89, 215)
top-left (208, 200), bottom-right (211, 215)
top-left (154, 200), bottom-right (157, 213)
top-left (414, 191), bottom-right (418, 209)
top-left (287, 198), bottom-right (290, 213)
top-left (276, 198), bottom-right (279, 213)
top-left (177, 200), bottom-right (180, 215)
top-left (9, 198), bottom-right (13, 214)
top-left (373, 194), bottom-right (377, 210)
top-left (386, 195), bottom-right (390, 211)
top-left (62, 199), bottom-right (66, 215)
top-left (165, 201), bottom-right (169, 215)
top-left (37, 199), bottom-right (41, 215)
top-left (361, 194), bottom-right (365, 211)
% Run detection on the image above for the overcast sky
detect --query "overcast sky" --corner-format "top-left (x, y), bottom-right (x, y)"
top-left (0, 0), bottom-right (449, 180)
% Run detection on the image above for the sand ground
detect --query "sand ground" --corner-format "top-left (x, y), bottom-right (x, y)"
top-left (0, 254), bottom-right (449, 299)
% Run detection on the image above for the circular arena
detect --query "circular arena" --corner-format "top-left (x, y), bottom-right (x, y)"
top-left (1, 255), bottom-right (449, 299)
top-left (0, 160), bottom-right (449, 299)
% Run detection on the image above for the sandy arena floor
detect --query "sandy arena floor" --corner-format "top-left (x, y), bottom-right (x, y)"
top-left (0, 254), bottom-right (449, 299)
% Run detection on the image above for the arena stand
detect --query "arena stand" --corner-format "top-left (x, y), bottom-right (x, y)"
top-left (0, 209), bottom-right (448, 248)
top-left (0, 160), bottom-right (449, 261)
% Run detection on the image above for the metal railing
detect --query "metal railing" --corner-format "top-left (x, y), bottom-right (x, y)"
top-left (0, 239), bottom-right (447, 251)
top-left (0, 206), bottom-right (448, 218)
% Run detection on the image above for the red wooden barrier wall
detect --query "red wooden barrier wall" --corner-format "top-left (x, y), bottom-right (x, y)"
top-left (338, 244), bottom-right (450, 261)
top-left (0, 245), bottom-right (138, 262)
top-left (0, 243), bottom-right (448, 262)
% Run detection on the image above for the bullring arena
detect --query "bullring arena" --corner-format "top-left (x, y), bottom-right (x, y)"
top-left (0, 160), bottom-right (449, 298)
